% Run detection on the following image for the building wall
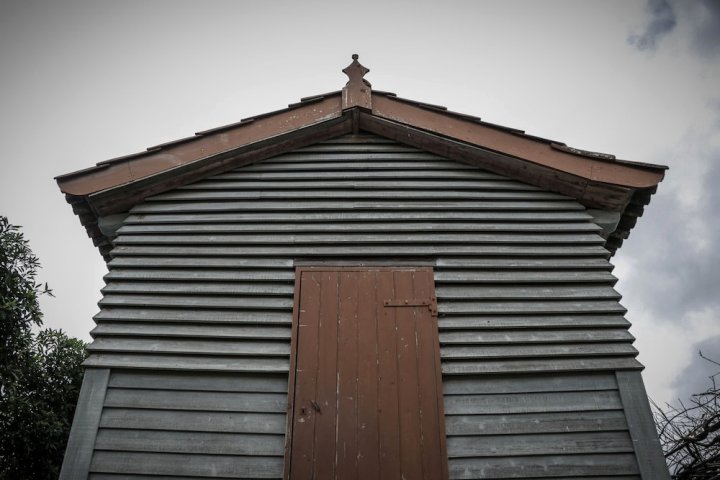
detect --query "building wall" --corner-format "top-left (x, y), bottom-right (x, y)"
top-left (73, 134), bottom-right (651, 479)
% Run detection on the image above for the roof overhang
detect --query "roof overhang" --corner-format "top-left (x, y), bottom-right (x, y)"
top-left (57, 56), bottom-right (666, 260)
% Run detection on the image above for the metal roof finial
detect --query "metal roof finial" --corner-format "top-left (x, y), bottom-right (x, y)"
top-left (342, 54), bottom-right (372, 110)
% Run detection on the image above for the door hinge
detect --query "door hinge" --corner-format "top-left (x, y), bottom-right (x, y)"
top-left (383, 297), bottom-right (438, 317)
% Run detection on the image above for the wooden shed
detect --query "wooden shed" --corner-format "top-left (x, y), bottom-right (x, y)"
top-left (57, 56), bottom-right (670, 479)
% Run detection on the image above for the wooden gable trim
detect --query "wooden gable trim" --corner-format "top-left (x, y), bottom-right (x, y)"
top-left (57, 94), bottom-right (344, 197)
top-left (371, 94), bottom-right (664, 189)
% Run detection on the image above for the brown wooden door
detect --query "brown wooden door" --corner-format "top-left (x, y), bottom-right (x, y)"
top-left (285, 267), bottom-right (448, 480)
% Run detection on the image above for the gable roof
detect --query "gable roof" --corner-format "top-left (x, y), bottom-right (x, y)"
top-left (56, 55), bottom-right (666, 260)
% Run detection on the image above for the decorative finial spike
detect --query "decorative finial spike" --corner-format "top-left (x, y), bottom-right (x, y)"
top-left (342, 54), bottom-right (372, 111)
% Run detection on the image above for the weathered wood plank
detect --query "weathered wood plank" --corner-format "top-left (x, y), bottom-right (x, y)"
top-left (83, 353), bottom-right (289, 372)
top-left (110, 244), bottom-right (611, 257)
top-left (101, 281), bottom-right (294, 296)
top-left (179, 179), bottom-right (541, 191)
top-left (98, 294), bottom-right (293, 310)
top-left (92, 322), bottom-right (291, 339)
top-left (439, 328), bottom-right (634, 344)
top-left (437, 314), bottom-right (630, 330)
top-left (113, 232), bottom-right (604, 245)
top-left (446, 431), bottom-right (634, 457)
top-left (436, 285), bottom-right (620, 300)
top-left (105, 268), bottom-right (296, 282)
top-left (90, 451), bottom-right (284, 478)
top-left (616, 371), bottom-right (672, 479)
top-left (149, 189), bottom-right (567, 201)
top-left (59, 368), bottom-right (110, 480)
top-left (442, 357), bottom-right (643, 375)
top-left (435, 270), bottom-right (616, 283)
top-left (440, 342), bottom-right (638, 359)
top-left (100, 408), bottom-right (286, 434)
top-left (95, 429), bottom-right (284, 456)
top-left (447, 453), bottom-right (640, 478)
top-left (234, 160), bottom-right (478, 171)
top-left (442, 372), bottom-right (618, 394)
top-left (117, 221), bottom-right (600, 234)
top-left (130, 199), bottom-right (584, 213)
top-left (439, 300), bottom-right (627, 315)
top-left (94, 308), bottom-right (291, 324)
top-left (435, 257), bottom-right (611, 269)
top-left (87, 337), bottom-right (289, 356)
top-left (108, 371), bottom-right (287, 392)
top-left (443, 390), bottom-right (623, 415)
top-left (123, 210), bottom-right (593, 224)
top-left (108, 256), bottom-right (294, 269)
top-left (104, 388), bottom-right (287, 412)
top-left (445, 410), bottom-right (628, 435)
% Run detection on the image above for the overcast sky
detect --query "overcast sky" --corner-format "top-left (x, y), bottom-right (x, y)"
top-left (1, 0), bottom-right (718, 407)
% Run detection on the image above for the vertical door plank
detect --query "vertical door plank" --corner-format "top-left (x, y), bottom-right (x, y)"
top-left (314, 271), bottom-right (340, 480)
top-left (336, 272), bottom-right (359, 480)
top-left (288, 267), bottom-right (448, 480)
top-left (414, 268), bottom-right (449, 480)
top-left (289, 271), bottom-right (322, 480)
top-left (394, 270), bottom-right (424, 480)
top-left (356, 270), bottom-right (380, 480)
top-left (376, 270), bottom-right (401, 480)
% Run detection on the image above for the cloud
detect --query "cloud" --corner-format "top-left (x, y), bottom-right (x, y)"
top-left (629, 0), bottom-right (720, 57)
top-left (618, 118), bottom-right (720, 321)
top-left (670, 334), bottom-right (720, 404)
top-left (689, 0), bottom-right (720, 57)
top-left (628, 0), bottom-right (677, 51)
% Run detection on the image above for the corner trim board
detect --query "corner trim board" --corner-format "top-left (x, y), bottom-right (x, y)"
top-left (59, 368), bottom-right (110, 480)
top-left (615, 370), bottom-right (671, 479)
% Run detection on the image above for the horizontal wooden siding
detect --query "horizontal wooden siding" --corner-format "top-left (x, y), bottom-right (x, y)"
top-left (86, 134), bottom-right (641, 478)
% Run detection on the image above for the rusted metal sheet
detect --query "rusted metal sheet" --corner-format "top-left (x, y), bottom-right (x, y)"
top-left (285, 267), bottom-right (449, 480)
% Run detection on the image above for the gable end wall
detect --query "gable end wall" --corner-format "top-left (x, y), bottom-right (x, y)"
top-left (64, 134), bottom-right (666, 479)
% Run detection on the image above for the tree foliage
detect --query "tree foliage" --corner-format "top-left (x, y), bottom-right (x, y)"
top-left (653, 353), bottom-right (720, 479)
top-left (0, 216), bottom-right (87, 479)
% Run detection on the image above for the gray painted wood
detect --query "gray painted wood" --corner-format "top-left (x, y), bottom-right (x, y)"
top-left (440, 343), bottom-right (638, 359)
top-left (59, 368), bottom-right (110, 480)
top-left (443, 390), bottom-right (623, 415)
top-left (113, 232), bottom-right (604, 245)
top-left (104, 388), bottom-right (287, 412)
top-left (445, 410), bottom-right (628, 435)
top-left (100, 408), bottom-right (286, 434)
top-left (438, 314), bottom-right (630, 330)
top-left (90, 451), bottom-right (284, 478)
top-left (110, 244), bottom-right (612, 257)
top-left (448, 453), bottom-right (640, 478)
top-left (74, 134), bottom-right (651, 478)
top-left (440, 329), bottom-right (634, 344)
top-left (107, 371), bottom-right (287, 392)
top-left (83, 353), bottom-right (289, 372)
top-left (94, 308), bottom-right (290, 324)
top-left (131, 199), bottom-right (584, 213)
top-left (442, 357), bottom-right (643, 375)
top-left (123, 210), bottom-right (594, 223)
top-left (443, 372), bottom-right (618, 394)
top-left (616, 371), bottom-right (671, 479)
top-left (87, 337), bottom-right (290, 356)
top-left (118, 221), bottom-right (601, 234)
top-left (91, 322), bottom-right (291, 339)
top-left (446, 431), bottom-right (634, 457)
top-left (95, 429), bottom-right (285, 456)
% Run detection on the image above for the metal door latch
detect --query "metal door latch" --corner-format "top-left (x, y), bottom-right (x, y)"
top-left (383, 297), bottom-right (438, 316)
